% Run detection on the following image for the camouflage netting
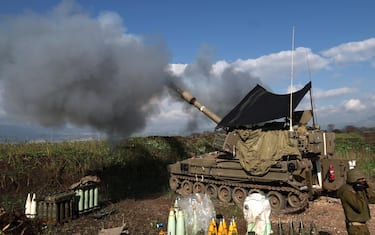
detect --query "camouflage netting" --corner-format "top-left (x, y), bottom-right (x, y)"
top-left (236, 129), bottom-right (301, 175)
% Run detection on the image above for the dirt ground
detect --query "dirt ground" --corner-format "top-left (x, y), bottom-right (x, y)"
top-left (42, 192), bottom-right (375, 235)
top-left (2, 179), bottom-right (375, 234)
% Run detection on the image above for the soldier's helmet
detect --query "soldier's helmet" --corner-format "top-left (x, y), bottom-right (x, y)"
top-left (346, 168), bottom-right (366, 184)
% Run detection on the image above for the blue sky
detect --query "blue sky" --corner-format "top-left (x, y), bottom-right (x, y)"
top-left (0, 0), bottom-right (374, 140)
top-left (3, 0), bottom-right (371, 62)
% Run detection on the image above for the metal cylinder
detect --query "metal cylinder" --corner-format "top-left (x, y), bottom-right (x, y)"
top-left (51, 203), bottom-right (57, 224)
top-left (77, 189), bottom-right (84, 212)
top-left (89, 188), bottom-right (94, 209)
top-left (176, 88), bottom-right (222, 124)
top-left (59, 202), bottom-right (64, 222)
top-left (84, 189), bottom-right (89, 210)
top-left (94, 187), bottom-right (99, 207)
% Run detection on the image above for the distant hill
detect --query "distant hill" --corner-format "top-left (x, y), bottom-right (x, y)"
top-left (0, 124), bottom-right (101, 142)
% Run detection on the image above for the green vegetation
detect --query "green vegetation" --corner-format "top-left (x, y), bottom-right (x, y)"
top-left (0, 134), bottom-right (215, 210)
top-left (0, 130), bottom-right (374, 211)
top-left (335, 132), bottom-right (375, 177)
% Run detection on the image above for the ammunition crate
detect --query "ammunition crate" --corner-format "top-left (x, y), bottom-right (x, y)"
top-left (37, 191), bottom-right (76, 225)
top-left (75, 182), bottom-right (100, 214)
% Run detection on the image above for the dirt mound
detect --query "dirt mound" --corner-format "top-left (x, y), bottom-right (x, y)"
top-left (0, 208), bottom-right (42, 235)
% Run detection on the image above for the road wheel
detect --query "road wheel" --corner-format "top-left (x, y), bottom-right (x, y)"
top-left (206, 184), bottom-right (218, 198)
top-left (193, 182), bottom-right (205, 194)
top-left (287, 192), bottom-right (302, 208)
top-left (232, 187), bottom-right (247, 205)
top-left (267, 191), bottom-right (286, 213)
top-left (181, 180), bottom-right (193, 196)
top-left (169, 176), bottom-right (179, 191)
top-left (218, 185), bottom-right (232, 203)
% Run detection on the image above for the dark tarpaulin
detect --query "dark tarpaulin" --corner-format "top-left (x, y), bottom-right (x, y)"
top-left (217, 81), bottom-right (312, 128)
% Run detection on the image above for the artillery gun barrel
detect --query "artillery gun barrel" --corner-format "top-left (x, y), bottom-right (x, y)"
top-left (176, 88), bottom-right (222, 124)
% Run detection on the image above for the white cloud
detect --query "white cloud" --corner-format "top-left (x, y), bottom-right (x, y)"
top-left (212, 60), bottom-right (230, 76)
top-left (315, 104), bottom-right (337, 115)
top-left (314, 87), bottom-right (357, 99)
top-left (343, 99), bottom-right (366, 112)
top-left (168, 47), bottom-right (329, 86)
top-left (321, 38), bottom-right (375, 64)
top-left (314, 104), bottom-right (340, 125)
top-left (232, 47), bottom-right (329, 83)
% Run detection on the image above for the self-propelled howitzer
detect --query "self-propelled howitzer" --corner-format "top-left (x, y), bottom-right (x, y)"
top-left (168, 83), bottom-right (348, 213)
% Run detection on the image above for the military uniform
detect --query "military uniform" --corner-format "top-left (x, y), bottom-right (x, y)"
top-left (337, 168), bottom-right (375, 235)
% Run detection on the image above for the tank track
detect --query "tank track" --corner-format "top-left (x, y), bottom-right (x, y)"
top-left (172, 174), bottom-right (309, 214)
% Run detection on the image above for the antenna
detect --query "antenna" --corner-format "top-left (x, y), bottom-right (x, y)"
top-left (305, 50), bottom-right (317, 127)
top-left (289, 26), bottom-right (295, 131)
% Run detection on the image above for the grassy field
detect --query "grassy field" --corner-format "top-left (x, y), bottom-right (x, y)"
top-left (335, 132), bottom-right (375, 176)
top-left (0, 133), bottom-right (216, 210)
top-left (0, 131), bottom-right (374, 211)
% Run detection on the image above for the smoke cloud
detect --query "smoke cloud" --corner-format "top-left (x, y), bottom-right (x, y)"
top-left (168, 49), bottom-right (262, 133)
top-left (0, 1), bottom-right (171, 137)
top-left (0, 1), bottom-right (262, 138)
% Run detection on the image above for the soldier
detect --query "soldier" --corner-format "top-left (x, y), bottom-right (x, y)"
top-left (337, 168), bottom-right (375, 235)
